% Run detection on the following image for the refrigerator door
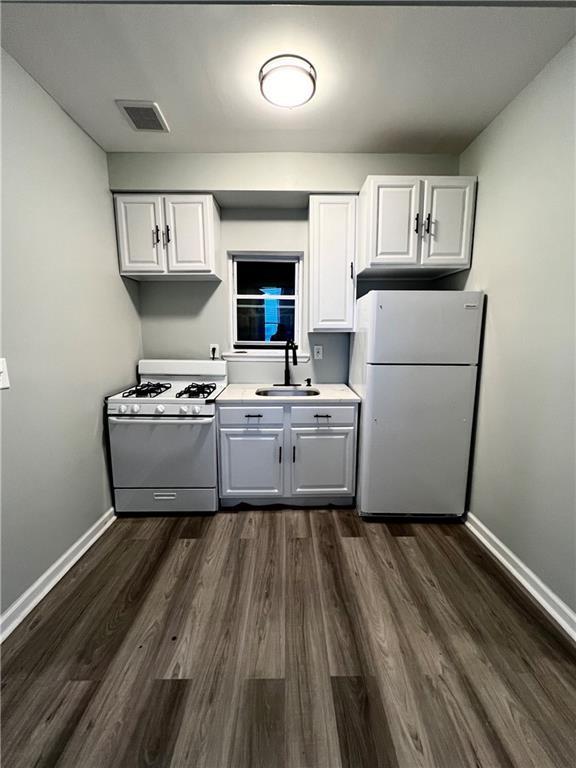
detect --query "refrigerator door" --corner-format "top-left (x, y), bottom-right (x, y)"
top-left (366, 290), bottom-right (483, 364)
top-left (357, 364), bottom-right (476, 516)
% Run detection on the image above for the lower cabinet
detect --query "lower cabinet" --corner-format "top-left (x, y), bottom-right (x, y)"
top-left (290, 428), bottom-right (355, 496)
top-left (218, 405), bottom-right (357, 500)
top-left (219, 428), bottom-right (284, 497)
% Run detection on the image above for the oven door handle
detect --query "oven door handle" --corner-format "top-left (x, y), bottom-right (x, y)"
top-left (108, 416), bottom-right (215, 424)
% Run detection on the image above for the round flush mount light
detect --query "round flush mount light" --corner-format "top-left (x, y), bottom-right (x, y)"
top-left (259, 55), bottom-right (316, 108)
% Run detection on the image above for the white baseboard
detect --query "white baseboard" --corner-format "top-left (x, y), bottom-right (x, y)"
top-left (0, 507), bottom-right (116, 642)
top-left (466, 513), bottom-right (576, 644)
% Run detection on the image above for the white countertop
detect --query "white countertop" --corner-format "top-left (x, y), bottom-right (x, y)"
top-left (216, 383), bottom-right (360, 404)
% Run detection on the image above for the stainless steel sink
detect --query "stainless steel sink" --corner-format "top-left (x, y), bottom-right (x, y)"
top-left (255, 386), bottom-right (320, 397)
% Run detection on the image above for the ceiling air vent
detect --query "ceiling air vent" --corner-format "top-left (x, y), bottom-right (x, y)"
top-left (115, 100), bottom-right (170, 132)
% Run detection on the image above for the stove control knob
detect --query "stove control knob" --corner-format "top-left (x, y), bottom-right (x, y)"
top-left (156, 405), bottom-right (165, 414)
top-left (119, 405), bottom-right (128, 414)
top-left (131, 404), bottom-right (140, 414)
top-left (179, 406), bottom-right (189, 415)
top-left (192, 406), bottom-right (201, 416)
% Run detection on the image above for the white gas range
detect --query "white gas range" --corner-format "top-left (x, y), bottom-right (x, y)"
top-left (106, 359), bottom-right (227, 514)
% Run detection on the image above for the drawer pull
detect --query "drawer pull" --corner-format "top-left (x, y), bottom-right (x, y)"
top-left (153, 493), bottom-right (177, 500)
top-left (314, 414), bottom-right (332, 419)
top-left (245, 414), bottom-right (263, 419)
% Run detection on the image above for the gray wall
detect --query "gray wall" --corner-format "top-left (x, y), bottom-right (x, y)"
top-left (137, 153), bottom-right (457, 384)
top-left (1, 52), bottom-right (142, 611)
top-left (108, 152), bottom-right (458, 195)
top-left (450, 39), bottom-right (575, 609)
top-left (140, 208), bottom-right (350, 384)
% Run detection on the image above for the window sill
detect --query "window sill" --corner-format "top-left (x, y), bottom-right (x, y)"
top-left (222, 350), bottom-right (311, 363)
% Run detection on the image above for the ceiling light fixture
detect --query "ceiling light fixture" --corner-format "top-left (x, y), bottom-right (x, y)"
top-left (259, 55), bottom-right (316, 108)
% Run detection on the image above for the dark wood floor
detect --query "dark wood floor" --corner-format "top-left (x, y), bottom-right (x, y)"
top-left (2, 510), bottom-right (575, 768)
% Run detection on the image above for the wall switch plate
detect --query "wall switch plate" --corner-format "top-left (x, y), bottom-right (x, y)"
top-left (313, 345), bottom-right (323, 360)
top-left (0, 358), bottom-right (10, 390)
top-left (209, 343), bottom-right (220, 360)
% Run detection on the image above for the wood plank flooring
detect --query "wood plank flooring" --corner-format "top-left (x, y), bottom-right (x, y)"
top-left (2, 510), bottom-right (575, 768)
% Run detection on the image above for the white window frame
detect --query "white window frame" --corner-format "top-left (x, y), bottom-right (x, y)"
top-left (226, 251), bottom-right (306, 360)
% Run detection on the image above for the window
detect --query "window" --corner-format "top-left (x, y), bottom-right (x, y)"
top-left (232, 256), bottom-right (301, 349)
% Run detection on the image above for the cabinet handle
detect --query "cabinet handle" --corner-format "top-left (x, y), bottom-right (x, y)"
top-left (292, 445), bottom-right (296, 463)
top-left (350, 261), bottom-right (354, 280)
top-left (152, 225), bottom-right (160, 245)
top-left (279, 446), bottom-right (282, 464)
top-left (425, 214), bottom-right (431, 235)
top-left (314, 414), bottom-right (332, 419)
top-left (245, 414), bottom-right (263, 419)
top-left (414, 213), bottom-right (420, 233)
top-left (166, 224), bottom-right (171, 244)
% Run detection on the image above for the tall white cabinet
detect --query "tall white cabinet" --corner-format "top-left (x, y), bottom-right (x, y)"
top-left (357, 175), bottom-right (476, 277)
top-left (115, 194), bottom-right (220, 280)
top-left (309, 195), bottom-right (356, 332)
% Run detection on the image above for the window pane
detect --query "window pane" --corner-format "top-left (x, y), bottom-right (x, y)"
top-left (236, 299), bottom-right (295, 343)
top-left (236, 261), bottom-right (295, 296)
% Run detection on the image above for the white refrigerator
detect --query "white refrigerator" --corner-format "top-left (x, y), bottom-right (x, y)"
top-left (349, 291), bottom-right (484, 517)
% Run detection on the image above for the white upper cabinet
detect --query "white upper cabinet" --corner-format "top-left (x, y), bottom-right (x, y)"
top-left (115, 195), bottom-right (166, 274)
top-left (357, 175), bottom-right (477, 277)
top-left (374, 177), bottom-right (422, 265)
top-left (164, 195), bottom-right (218, 274)
top-left (114, 194), bottom-right (220, 280)
top-left (421, 178), bottom-right (476, 266)
top-left (309, 195), bottom-right (356, 332)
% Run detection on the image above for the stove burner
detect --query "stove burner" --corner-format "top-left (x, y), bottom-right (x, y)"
top-left (176, 382), bottom-right (217, 399)
top-left (122, 381), bottom-right (171, 398)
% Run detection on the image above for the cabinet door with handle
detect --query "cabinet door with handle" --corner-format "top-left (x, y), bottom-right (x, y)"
top-left (219, 428), bottom-right (284, 497)
top-left (421, 177), bottom-right (476, 266)
top-left (115, 195), bottom-right (166, 274)
top-left (164, 195), bottom-right (217, 274)
top-left (373, 177), bottom-right (422, 265)
top-left (289, 427), bottom-right (355, 496)
top-left (309, 195), bottom-right (356, 331)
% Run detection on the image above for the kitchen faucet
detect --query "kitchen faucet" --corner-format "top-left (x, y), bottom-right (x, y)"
top-left (280, 339), bottom-right (298, 386)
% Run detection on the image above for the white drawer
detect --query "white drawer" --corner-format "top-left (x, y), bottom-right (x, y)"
top-left (218, 406), bottom-right (284, 426)
top-left (115, 488), bottom-right (217, 513)
top-left (290, 405), bottom-right (357, 426)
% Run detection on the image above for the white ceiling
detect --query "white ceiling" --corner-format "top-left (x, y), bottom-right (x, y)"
top-left (2, 4), bottom-right (574, 154)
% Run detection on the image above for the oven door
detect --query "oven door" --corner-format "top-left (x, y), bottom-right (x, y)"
top-left (108, 416), bottom-right (216, 488)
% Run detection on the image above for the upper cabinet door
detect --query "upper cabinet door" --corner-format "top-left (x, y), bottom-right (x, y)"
top-left (421, 177), bottom-right (477, 266)
top-left (373, 177), bottom-right (422, 265)
top-left (115, 195), bottom-right (166, 274)
top-left (164, 195), bottom-right (218, 274)
top-left (309, 195), bottom-right (356, 332)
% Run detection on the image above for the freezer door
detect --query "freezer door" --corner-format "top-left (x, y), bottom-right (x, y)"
top-left (357, 365), bottom-right (476, 516)
top-left (367, 290), bottom-right (483, 364)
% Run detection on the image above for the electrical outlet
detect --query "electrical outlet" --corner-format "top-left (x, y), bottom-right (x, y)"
top-left (209, 344), bottom-right (220, 360)
top-left (0, 358), bottom-right (10, 390)
top-left (313, 345), bottom-right (323, 360)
